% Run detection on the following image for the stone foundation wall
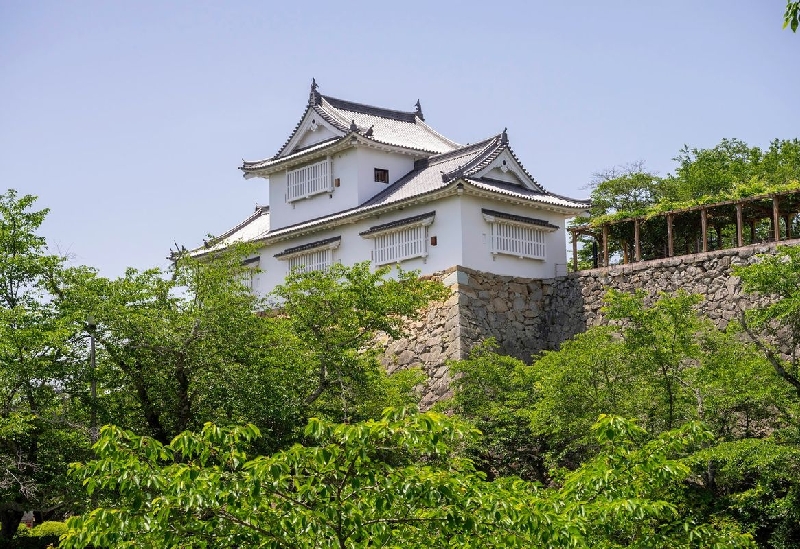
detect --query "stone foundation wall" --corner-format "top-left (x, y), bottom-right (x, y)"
top-left (382, 240), bottom-right (799, 408)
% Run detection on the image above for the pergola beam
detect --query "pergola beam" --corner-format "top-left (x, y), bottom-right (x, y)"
top-left (700, 208), bottom-right (708, 252)
top-left (736, 203), bottom-right (744, 247)
top-left (773, 196), bottom-right (781, 242)
top-left (667, 214), bottom-right (674, 257)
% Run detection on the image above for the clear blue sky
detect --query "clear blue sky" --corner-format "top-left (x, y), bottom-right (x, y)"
top-left (1, 1), bottom-right (797, 277)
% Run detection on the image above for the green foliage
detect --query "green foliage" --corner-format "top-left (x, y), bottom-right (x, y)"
top-left (734, 245), bottom-right (800, 397)
top-left (588, 163), bottom-right (662, 219)
top-left (57, 242), bottom-right (298, 444)
top-left (786, 1), bottom-right (800, 31)
top-left (0, 535), bottom-right (63, 549)
top-left (0, 190), bottom-right (91, 539)
top-left (577, 139), bottom-right (800, 229)
top-left (447, 340), bottom-right (544, 481)
top-left (527, 327), bottom-right (634, 467)
top-left (573, 140), bottom-right (800, 267)
top-left (689, 439), bottom-right (800, 548)
top-left (271, 262), bottom-right (448, 421)
top-left (1, 189), bottom-right (448, 538)
top-left (30, 521), bottom-right (66, 538)
top-left (62, 412), bottom-right (755, 548)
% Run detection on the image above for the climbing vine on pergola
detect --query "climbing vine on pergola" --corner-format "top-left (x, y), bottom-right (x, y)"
top-left (570, 190), bottom-right (800, 270)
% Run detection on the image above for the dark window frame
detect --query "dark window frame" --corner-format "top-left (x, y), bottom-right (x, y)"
top-left (374, 168), bottom-right (389, 183)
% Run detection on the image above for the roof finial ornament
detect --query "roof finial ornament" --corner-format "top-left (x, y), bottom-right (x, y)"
top-left (364, 125), bottom-right (374, 137)
top-left (308, 78), bottom-right (321, 106)
top-left (501, 127), bottom-right (509, 145)
top-left (415, 99), bottom-right (424, 121)
top-left (350, 119), bottom-right (358, 132)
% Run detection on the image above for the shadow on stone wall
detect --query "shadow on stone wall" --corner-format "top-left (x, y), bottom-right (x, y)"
top-left (380, 239), bottom-right (800, 409)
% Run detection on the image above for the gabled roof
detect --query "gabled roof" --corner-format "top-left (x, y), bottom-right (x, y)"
top-left (241, 80), bottom-right (460, 174)
top-left (207, 132), bottom-right (589, 256)
top-left (190, 205), bottom-right (270, 256)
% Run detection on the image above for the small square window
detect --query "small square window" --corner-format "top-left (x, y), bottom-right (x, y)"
top-left (374, 168), bottom-right (389, 183)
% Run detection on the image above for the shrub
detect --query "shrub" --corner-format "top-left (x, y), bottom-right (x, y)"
top-left (30, 523), bottom-right (66, 539)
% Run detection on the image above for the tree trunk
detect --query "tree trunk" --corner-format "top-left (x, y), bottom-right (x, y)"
top-left (0, 507), bottom-right (24, 540)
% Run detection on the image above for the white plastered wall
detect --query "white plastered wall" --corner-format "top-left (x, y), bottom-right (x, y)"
top-left (267, 147), bottom-right (419, 232)
top-left (250, 192), bottom-right (572, 296)
top-left (458, 194), bottom-right (570, 279)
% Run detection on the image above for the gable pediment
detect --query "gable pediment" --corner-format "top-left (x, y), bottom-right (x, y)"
top-left (280, 108), bottom-right (345, 157)
top-left (471, 149), bottom-right (543, 193)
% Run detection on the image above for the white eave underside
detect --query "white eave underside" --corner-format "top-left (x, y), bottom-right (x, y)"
top-left (243, 134), bottom-right (434, 178)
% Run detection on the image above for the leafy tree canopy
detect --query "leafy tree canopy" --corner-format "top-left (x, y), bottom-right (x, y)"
top-left (62, 411), bottom-right (755, 548)
top-left (580, 138), bottom-right (800, 227)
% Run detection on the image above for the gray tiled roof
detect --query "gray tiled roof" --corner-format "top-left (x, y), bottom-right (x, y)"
top-left (212, 133), bottom-right (588, 254)
top-left (241, 138), bottom-right (343, 172)
top-left (466, 178), bottom-right (590, 208)
top-left (190, 206), bottom-right (270, 256)
top-left (481, 208), bottom-right (559, 230)
top-left (242, 85), bottom-right (461, 173)
top-left (274, 236), bottom-right (341, 258)
top-left (361, 136), bottom-right (501, 208)
top-left (314, 95), bottom-right (459, 154)
top-left (359, 211), bottom-right (436, 236)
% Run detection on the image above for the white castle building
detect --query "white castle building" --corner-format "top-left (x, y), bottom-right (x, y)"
top-left (197, 81), bottom-right (589, 294)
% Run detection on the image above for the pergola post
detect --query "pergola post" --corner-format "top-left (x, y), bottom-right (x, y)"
top-left (622, 240), bottom-right (629, 264)
top-left (786, 214), bottom-right (792, 240)
top-left (602, 224), bottom-right (609, 267)
top-left (571, 229), bottom-right (578, 272)
top-left (736, 203), bottom-right (743, 247)
top-left (667, 214), bottom-right (674, 257)
top-left (700, 208), bottom-right (708, 252)
top-left (750, 219), bottom-right (756, 243)
top-left (634, 219), bottom-right (641, 262)
top-left (773, 196), bottom-right (781, 242)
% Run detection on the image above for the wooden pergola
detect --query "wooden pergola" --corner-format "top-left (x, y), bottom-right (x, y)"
top-left (569, 190), bottom-right (800, 271)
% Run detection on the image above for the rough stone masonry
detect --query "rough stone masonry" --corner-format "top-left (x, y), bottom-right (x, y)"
top-left (380, 239), bottom-right (800, 409)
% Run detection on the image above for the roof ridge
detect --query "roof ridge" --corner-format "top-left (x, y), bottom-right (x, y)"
top-left (321, 95), bottom-right (418, 122)
top-left (426, 135), bottom-right (500, 166)
top-left (437, 135), bottom-right (503, 181)
top-left (205, 205), bottom-right (269, 247)
top-left (414, 117), bottom-right (461, 149)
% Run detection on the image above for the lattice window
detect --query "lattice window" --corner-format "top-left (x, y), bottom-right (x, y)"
top-left (237, 258), bottom-right (260, 290)
top-left (239, 269), bottom-right (254, 289)
top-left (489, 222), bottom-right (546, 259)
top-left (286, 248), bottom-right (333, 273)
top-left (372, 225), bottom-right (428, 265)
top-left (286, 159), bottom-right (332, 202)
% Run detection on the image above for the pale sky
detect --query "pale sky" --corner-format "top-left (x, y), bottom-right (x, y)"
top-left (1, 1), bottom-right (797, 277)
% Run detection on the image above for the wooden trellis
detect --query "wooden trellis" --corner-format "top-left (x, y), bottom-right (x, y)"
top-left (569, 190), bottom-right (800, 271)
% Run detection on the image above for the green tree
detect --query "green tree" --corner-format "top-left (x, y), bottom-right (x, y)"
top-left (734, 245), bottom-right (800, 397)
top-left (57, 244), bottom-right (309, 448)
top-left (270, 262), bottom-right (448, 423)
top-left (451, 290), bottom-right (791, 478)
top-left (62, 411), bottom-right (755, 548)
top-left (447, 340), bottom-right (545, 481)
top-left (56, 256), bottom-right (443, 453)
top-left (588, 162), bottom-right (662, 218)
top-left (0, 190), bottom-right (90, 539)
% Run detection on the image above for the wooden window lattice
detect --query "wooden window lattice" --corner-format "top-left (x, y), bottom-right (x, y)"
top-left (490, 222), bottom-right (546, 259)
top-left (287, 159), bottom-right (332, 202)
top-left (372, 225), bottom-right (427, 265)
top-left (287, 248), bottom-right (332, 273)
